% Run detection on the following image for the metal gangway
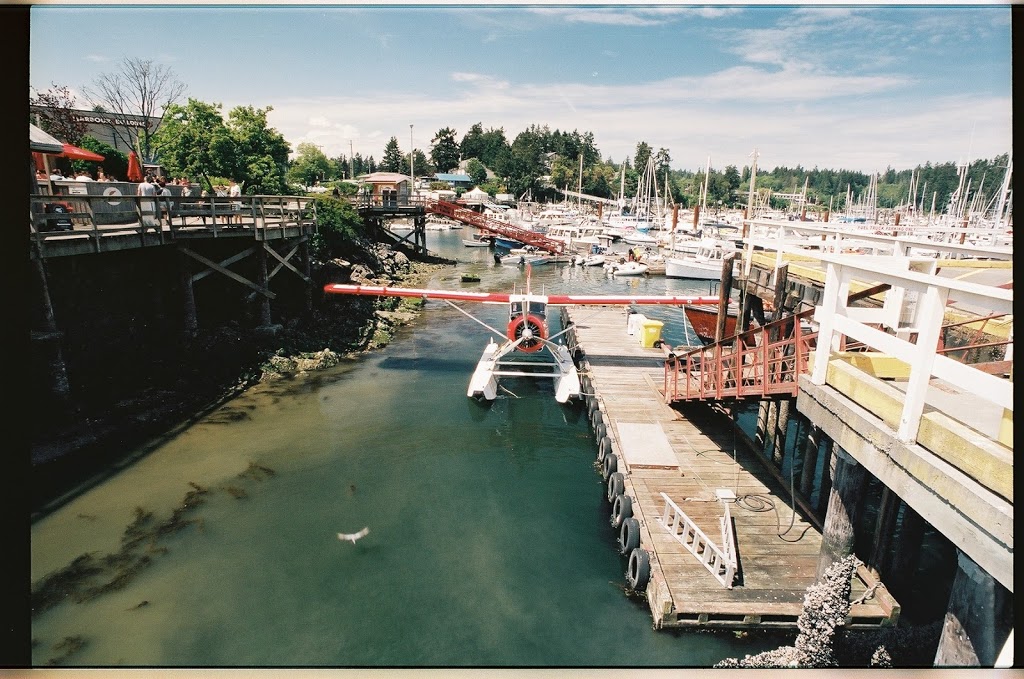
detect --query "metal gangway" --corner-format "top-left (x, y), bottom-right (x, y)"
top-left (427, 200), bottom-right (569, 255)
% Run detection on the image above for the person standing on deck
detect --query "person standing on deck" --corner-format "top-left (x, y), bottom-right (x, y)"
top-left (136, 174), bottom-right (158, 232)
top-left (228, 179), bottom-right (242, 225)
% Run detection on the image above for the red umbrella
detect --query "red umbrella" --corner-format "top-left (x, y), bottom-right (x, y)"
top-left (127, 150), bottom-right (143, 182)
top-left (61, 144), bottom-right (105, 162)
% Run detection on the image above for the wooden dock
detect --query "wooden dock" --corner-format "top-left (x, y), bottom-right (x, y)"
top-left (562, 305), bottom-right (899, 630)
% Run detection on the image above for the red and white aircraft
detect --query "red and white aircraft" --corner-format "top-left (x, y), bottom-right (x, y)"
top-left (323, 268), bottom-right (718, 403)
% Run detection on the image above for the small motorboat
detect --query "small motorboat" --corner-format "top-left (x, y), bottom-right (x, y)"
top-left (462, 237), bottom-right (491, 247)
top-left (610, 261), bottom-right (649, 276)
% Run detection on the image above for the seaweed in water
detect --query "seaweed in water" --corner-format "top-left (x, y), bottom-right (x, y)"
top-left (223, 485), bottom-right (249, 499)
top-left (31, 553), bottom-right (104, 616)
top-left (32, 484), bottom-right (208, 617)
top-left (238, 461), bottom-right (277, 481)
top-left (46, 635), bottom-right (87, 665)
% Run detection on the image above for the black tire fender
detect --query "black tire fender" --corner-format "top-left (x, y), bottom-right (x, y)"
top-left (597, 436), bottom-right (611, 463)
top-left (611, 493), bottom-right (633, 529)
top-left (602, 452), bottom-right (618, 480)
top-left (619, 517), bottom-right (640, 554)
top-left (606, 472), bottom-right (624, 503)
top-left (627, 547), bottom-right (651, 590)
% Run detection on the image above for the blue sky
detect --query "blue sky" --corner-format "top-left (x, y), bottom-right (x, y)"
top-left (30, 4), bottom-right (1012, 173)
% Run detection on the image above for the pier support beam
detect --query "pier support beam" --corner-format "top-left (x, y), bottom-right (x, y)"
top-left (866, 485), bottom-right (900, 579)
top-left (32, 257), bottom-right (71, 403)
top-left (815, 436), bottom-right (835, 516)
top-left (799, 421), bottom-right (821, 500)
top-left (816, 445), bottom-right (868, 581)
top-left (934, 550), bottom-right (1013, 667)
top-left (180, 249), bottom-right (198, 336)
top-left (301, 239), bottom-right (313, 314)
top-left (887, 502), bottom-right (925, 598)
top-left (755, 399), bottom-right (770, 450)
top-left (257, 245), bottom-right (272, 327)
top-left (771, 397), bottom-right (792, 467)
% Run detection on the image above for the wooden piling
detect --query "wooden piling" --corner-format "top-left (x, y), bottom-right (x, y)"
top-left (816, 446), bottom-right (868, 580)
top-left (257, 245), bottom-right (272, 326)
top-left (887, 502), bottom-right (925, 597)
top-left (867, 485), bottom-right (900, 579)
top-left (799, 422), bottom-right (822, 499)
top-left (771, 398), bottom-right (792, 467)
top-left (180, 248), bottom-right (198, 336)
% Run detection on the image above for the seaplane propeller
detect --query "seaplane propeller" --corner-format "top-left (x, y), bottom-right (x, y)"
top-left (322, 265), bottom-right (719, 403)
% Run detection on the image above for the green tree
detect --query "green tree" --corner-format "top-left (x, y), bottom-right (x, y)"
top-left (465, 158), bottom-right (488, 185)
top-left (151, 99), bottom-right (235, 191)
top-left (288, 143), bottom-right (333, 187)
top-left (381, 137), bottom-right (404, 173)
top-left (633, 142), bottom-right (652, 177)
top-left (430, 127), bottom-right (461, 173)
top-left (225, 105), bottom-right (290, 194)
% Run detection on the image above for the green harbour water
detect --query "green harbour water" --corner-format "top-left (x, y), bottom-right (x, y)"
top-left (30, 230), bottom-right (788, 667)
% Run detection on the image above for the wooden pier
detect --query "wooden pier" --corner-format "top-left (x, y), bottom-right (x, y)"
top-left (562, 305), bottom-right (899, 630)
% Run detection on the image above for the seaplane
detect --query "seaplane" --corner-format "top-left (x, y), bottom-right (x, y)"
top-left (323, 266), bottom-right (719, 403)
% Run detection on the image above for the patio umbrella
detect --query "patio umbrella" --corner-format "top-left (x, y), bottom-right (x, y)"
top-left (61, 144), bottom-right (104, 162)
top-left (127, 150), bottom-right (143, 181)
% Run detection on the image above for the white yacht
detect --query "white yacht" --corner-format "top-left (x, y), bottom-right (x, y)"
top-left (664, 238), bottom-right (738, 279)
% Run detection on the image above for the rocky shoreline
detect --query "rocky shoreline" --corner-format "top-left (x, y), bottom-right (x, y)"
top-left (30, 241), bottom-right (452, 504)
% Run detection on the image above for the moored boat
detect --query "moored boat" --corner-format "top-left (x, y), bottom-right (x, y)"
top-left (665, 238), bottom-right (738, 279)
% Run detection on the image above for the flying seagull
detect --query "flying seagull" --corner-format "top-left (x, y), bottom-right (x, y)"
top-left (337, 527), bottom-right (370, 544)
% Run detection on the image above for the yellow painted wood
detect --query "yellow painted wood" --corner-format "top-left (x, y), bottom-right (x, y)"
top-left (832, 352), bottom-right (911, 379)
top-left (824, 359), bottom-right (905, 430)
top-left (917, 412), bottom-right (1013, 501)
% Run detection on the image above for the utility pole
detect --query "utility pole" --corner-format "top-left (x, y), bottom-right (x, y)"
top-left (349, 140), bottom-right (354, 179)
top-left (409, 124), bottom-right (414, 184)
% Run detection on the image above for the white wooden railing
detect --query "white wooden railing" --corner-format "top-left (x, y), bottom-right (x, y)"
top-left (657, 492), bottom-right (738, 589)
top-left (810, 253), bottom-right (1013, 444)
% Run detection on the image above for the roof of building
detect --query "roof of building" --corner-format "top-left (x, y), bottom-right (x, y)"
top-left (434, 173), bottom-right (472, 182)
top-left (360, 172), bottom-right (410, 183)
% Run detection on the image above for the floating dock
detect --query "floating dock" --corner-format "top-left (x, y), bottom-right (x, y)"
top-left (562, 305), bottom-right (899, 630)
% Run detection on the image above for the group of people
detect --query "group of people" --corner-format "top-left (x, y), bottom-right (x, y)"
top-left (135, 175), bottom-right (243, 226)
top-left (40, 168), bottom-right (118, 182)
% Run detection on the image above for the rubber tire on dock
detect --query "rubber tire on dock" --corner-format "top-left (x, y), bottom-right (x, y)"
top-left (594, 421), bottom-right (606, 441)
top-left (590, 407), bottom-right (602, 430)
top-left (597, 436), bottom-right (611, 463)
top-left (602, 452), bottom-right (618, 480)
top-left (606, 472), bottom-right (624, 503)
top-left (619, 517), bottom-right (640, 555)
top-left (611, 493), bottom-right (633, 528)
top-left (627, 547), bottom-right (651, 590)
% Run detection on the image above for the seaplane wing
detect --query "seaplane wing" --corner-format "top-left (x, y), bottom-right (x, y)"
top-left (323, 284), bottom-right (718, 307)
top-left (322, 273), bottom-right (721, 404)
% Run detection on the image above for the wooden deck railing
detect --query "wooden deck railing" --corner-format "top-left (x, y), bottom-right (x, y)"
top-left (30, 193), bottom-right (317, 253)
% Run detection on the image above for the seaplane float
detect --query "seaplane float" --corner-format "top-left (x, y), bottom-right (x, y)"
top-left (323, 267), bottom-right (718, 403)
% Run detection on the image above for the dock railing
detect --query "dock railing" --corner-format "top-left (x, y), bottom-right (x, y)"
top-left (657, 492), bottom-right (738, 589)
top-left (810, 253), bottom-right (1013, 446)
top-left (30, 193), bottom-right (317, 253)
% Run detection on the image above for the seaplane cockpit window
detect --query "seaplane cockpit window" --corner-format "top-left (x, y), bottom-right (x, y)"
top-left (511, 302), bottom-right (523, 317)
top-left (528, 301), bottom-right (547, 316)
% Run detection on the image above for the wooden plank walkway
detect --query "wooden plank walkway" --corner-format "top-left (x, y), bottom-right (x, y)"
top-left (562, 305), bottom-right (899, 630)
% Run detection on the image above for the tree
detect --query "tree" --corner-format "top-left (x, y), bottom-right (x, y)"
top-left (82, 57), bottom-right (186, 163)
top-left (430, 127), bottom-right (461, 173)
top-left (633, 142), bottom-right (652, 177)
top-left (381, 137), bottom-right (404, 173)
top-left (30, 84), bottom-right (88, 144)
top-left (225, 105), bottom-right (291, 194)
top-left (465, 158), bottom-right (488, 185)
top-left (151, 99), bottom-right (234, 191)
top-left (289, 143), bottom-right (333, 187)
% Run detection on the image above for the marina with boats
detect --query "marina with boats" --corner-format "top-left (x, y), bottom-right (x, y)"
top-left (29, 127), bottom-right (1013, 666)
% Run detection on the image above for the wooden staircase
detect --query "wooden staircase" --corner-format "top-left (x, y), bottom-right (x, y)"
top-left (428, 200), bottom-right (569, 255)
